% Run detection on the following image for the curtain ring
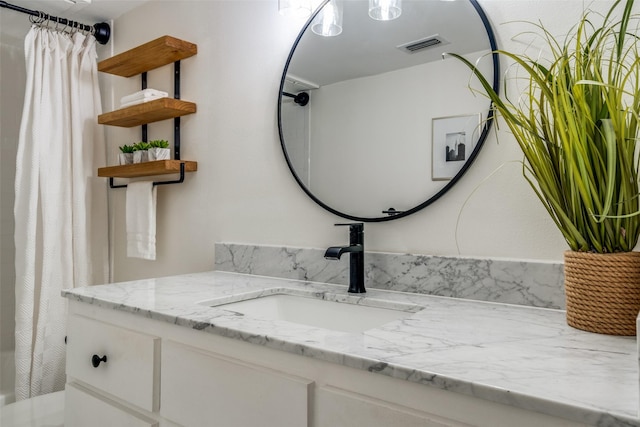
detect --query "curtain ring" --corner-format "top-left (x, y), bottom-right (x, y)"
top-left (29, 11), bottom-right (44, 25)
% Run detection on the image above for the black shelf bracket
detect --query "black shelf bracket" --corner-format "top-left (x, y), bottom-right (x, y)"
top-left (174, 60), bottom-right (181, 160)
top-left (141, 72), bottom-right (148, 142)
top-left (108, 162), bottom-right (186, 189)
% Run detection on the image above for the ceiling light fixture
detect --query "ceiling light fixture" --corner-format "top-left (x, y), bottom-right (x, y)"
top-left (311, 0), bottom-right (343, 37)
top-left (368, 0), bottom-right (402, 21)
top-left (279, 0), bottom-right (312, 19)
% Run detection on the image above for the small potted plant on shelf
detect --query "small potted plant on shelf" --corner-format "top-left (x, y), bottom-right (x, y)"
top-left (118, 144), bottom-right (134, 165)
top-left (449, 0), bottom-right (640, 335)
top-left (148, 139), bottom-right (171, 161)
top-left (132, 141), bottom-right (151, 163)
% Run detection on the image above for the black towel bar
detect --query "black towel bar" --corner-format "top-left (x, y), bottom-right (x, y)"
top-left (108, 162), bottom-right (185, 189)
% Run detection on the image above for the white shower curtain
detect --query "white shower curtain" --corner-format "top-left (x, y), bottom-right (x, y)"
top-left (14, 26), bottom-right (109, 401)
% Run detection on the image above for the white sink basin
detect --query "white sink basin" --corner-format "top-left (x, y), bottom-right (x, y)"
top-left (202, 291), bottom-right (422, 333)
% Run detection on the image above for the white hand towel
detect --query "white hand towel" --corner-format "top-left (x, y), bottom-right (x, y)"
top-left (120, 88), bottom-right (168, 105)
top-left (120, 95), bottom-right (166, 109)
top-left (126, 181), bottom-right (157, 260)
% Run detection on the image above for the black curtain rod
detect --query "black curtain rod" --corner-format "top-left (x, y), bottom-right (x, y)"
top-left (0, 0), bottom-right (110, 44)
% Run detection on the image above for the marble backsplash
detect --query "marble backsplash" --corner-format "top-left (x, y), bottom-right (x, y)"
top-left (215, 243), bottom-right (566, 309)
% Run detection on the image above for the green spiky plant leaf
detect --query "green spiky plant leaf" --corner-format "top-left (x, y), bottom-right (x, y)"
top-left (449, 0), bottom-right (640, 253)
top-left (119, 144), bottom-right (135, 153)
top-left (149, 139), bottom-right (169, 149)
top-left (132, 141), bottom-right (151, 151)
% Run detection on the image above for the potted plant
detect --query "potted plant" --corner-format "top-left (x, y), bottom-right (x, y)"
top-left (449, 0), bottom-right (640, 335)
top-left (148, 139), bottom-right (171, 161)
top-left (118, 144), bottom-right (134, 165)
top-left (132, 141), bottom-right (151, 163)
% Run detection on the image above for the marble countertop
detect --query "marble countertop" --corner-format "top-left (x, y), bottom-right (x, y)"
top-left (62, 271), bottom-right (638, 426)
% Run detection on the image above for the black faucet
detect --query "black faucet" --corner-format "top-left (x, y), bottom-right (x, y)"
top-left (324, 223), bottom-right (365, 293)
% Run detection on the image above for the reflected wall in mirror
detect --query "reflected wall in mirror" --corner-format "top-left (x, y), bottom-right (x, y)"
top-left (278, 0), bottom-right (498, 221)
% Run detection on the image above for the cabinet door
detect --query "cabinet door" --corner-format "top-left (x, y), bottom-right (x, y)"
top-left (161, 340), bottom-right (313, 427)
top-left (65, 383), bottom-right (158, 427)
top-left (66, 315), bottom-right (159, 411)
top-left (315, 386), bottom-right (471, 427)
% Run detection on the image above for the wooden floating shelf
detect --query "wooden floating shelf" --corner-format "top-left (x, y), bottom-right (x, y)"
top-left (97, 36), bottom-right (199, 186)
top-left (98, 160), bottom-right (198, 178)
top-left (98, 98), bottom-right (196, 127)
top-left (98, 36), bottom-right (198, 77)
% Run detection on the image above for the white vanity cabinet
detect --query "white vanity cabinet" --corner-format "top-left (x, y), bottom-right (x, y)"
top-left (160, 340), bottom-right (312, 426)
top-left (64, 384), bottom-right (159, 427)
top-left (64, 300), bottom-right (591, 427)
top-left (65, 314), bottom-right (160, 427)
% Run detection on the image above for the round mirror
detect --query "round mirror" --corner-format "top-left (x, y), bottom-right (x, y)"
top-left (278, 0), bottom-right (499, 222)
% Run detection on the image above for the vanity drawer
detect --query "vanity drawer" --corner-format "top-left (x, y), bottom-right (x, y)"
top-left (161, 340), bottom-right (313, 427)
top-left (315, 385), bottom-right (469, 427)
top-left (66, 315), bottom-right (160, 412)
top-left (65, 383), bottom-right (158, 427)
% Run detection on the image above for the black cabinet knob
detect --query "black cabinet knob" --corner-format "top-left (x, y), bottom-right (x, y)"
top-left (91, 354), bottom-right (107, 368)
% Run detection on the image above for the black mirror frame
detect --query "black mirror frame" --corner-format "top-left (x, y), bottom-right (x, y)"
top-left (277, 0), bottom-right (500, 222)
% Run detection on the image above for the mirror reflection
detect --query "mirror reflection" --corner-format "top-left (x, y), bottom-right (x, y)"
top-left (279, 0), bottom-right (498, 221)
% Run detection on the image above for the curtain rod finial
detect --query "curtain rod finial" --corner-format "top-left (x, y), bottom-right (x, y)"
top-left (93, 22), bottom-right (110, 44)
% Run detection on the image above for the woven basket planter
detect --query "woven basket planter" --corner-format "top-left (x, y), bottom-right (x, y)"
top-left (564, 251), bottom-right (640, 336)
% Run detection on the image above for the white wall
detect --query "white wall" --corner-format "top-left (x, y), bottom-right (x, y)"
top-left (281, 95), bottom-right (310, 186)
top-left (0, 16), bottom-right (27, 400)
top-left (98, 1), bottom-right (626, 283)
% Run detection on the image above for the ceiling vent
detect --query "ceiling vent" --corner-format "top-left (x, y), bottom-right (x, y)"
top-left (397, 35), bottom-right (449, 54)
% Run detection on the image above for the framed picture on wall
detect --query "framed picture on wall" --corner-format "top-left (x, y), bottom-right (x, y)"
top-left (431, 113), bottom-right (482, 181)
